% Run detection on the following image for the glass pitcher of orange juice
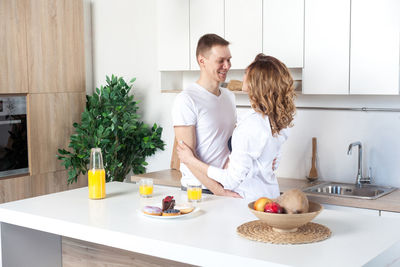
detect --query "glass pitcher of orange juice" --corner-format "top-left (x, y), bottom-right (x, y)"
top-left (88, 148), bottom-right (106, 199)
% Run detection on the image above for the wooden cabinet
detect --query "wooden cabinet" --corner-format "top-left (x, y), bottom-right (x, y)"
top-left (0, 0), bottom-right (29, 94)
top-left (189, 0), bottom-right (224, 70)
top-left (28, 92), bottom-right (85, 175)
top-left (225, 0), bottom-right (263, 69)
top-left (0, 175), bottom-right (31, 203)
top-left (31, 170), bottom-right (87, 197)
top-left (26, 0), bottom-right (85, 93)
top-left (0, 0), bottom-right (86, 203)
top-left (157, 0), bottom-right (189, 71)
top-left (350, 0), bottom-right (399, 95)
top-left (303, 0), bottom-right (350, 94)
top-left (263, 0), bottom-right (304, 68)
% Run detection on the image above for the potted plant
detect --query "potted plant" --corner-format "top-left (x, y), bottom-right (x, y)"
top-left (57, 75), bottom-right (165, 184)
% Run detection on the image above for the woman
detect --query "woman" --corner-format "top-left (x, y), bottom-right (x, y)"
top-left (177, 54), bottom-right (296, 200)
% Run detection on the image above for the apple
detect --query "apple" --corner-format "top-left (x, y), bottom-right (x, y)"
top-left (264, 202), bottom-right (282, 213)
top-left (253, 197), bottom-right (272, 212)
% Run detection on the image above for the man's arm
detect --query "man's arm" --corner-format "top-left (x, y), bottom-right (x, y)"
top-left (174, 126), bottom-right (240, 197)
top-left (174, 126), bottom-right (197, 154)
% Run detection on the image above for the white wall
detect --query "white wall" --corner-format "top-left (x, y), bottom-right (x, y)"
top-left (89, 0), bottom-right (400, 188)
top-left (90, 0), bottom-right (174, 174)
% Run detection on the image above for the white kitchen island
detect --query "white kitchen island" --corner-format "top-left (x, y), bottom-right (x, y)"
top-left (0, 182), bottom-right (399, 267)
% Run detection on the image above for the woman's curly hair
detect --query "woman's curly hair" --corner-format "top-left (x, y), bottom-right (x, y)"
top-left (246, 53), bottom-right (296, 136)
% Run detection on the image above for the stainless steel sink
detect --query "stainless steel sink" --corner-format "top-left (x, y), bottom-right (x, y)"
top-left (303, 182), bottom-right (397, 200)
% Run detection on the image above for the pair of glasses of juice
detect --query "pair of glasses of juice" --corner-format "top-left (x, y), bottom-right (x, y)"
top-left (139, 179), bottom-right (202, 203)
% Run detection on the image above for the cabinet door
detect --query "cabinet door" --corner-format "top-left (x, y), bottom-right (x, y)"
top-left (263, 0), bottom-right (304, 68)
top-left (303, 0), bottom-right (350, 94)
top-left (0, 0), bottom-right (28, 93)
top-left (157, 0), bottom-right (190, 71)
top-left (28, 92), bottom-right (85, 175)
top-left (225, 0), bottom-right (263, 69)
top-left (26, 0), bottom-right (85, 93)
top-left (350, 0), bottom-right (400, 95)
top-left (0, 175), bottom-right (31, 203)
top-left (190, 0), bottom-right (224, 70)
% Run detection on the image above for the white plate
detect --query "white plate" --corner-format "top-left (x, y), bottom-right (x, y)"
top-left (138, 207), bottom-right (200, 219)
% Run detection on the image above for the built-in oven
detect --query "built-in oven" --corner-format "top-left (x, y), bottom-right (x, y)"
top-left (0, 96), bottom-right (29, 178)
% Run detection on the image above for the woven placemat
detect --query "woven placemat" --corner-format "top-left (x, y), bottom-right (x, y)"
top-left (237, 220), bottom-right (331, 245)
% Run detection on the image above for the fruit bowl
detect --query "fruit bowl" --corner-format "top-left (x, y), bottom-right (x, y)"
top-left (248, 201), bottom-right (323, 233)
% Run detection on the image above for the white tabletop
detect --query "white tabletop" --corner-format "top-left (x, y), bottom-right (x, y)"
top-left (0, 182), bottom-right (399, 267)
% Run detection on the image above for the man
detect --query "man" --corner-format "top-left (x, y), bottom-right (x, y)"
top-left (171, 34), bottom-right (238, 196)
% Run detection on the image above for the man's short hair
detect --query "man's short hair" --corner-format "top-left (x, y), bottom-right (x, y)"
top-left (196, 34), bottom-right (230, 59)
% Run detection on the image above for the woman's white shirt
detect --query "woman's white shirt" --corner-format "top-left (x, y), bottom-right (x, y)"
top-left (207, 110), bottom-right (288, 201)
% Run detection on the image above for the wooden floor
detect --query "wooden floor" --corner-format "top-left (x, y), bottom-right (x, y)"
top-left (62, 237), bottom-right (195, 267)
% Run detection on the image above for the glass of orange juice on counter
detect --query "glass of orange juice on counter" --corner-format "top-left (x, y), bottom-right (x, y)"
top-left (187, 184), bottom-right (202, 202)
top-left (88, 148), bottom-right (106, 199)
top-left (139, 178), bottom-right (153, 198)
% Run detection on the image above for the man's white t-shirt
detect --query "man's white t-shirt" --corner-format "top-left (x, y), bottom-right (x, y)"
top-left (172, 83), bottom-right (236, 188)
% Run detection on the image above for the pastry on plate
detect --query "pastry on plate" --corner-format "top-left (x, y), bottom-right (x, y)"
top-left (162, 209), bottom-right (181, 216)
top-left (176, 206), bottom-right (194, 214)
top-left (142, 206), bottom-right (162, 216)
top-left (162, 196), bottom-right (175, 211)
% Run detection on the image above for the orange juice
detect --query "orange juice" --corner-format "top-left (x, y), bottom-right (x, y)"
top-left (139, 178), bottom-right (153, 197)
top-left (88, 169), bottom-right (106, 199)
top-left (139, 185), bottom-right (153, 196)
top-left (187, 186), bottom-right (202, 202)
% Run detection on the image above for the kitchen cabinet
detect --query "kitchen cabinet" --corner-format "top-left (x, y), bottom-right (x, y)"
top-left (0, 175), bottom-right (31, 203)
top-left (26, 0), bottom-right (85, 93)
top-left (0, 0), bottom-right (86, 203)
top-left (225, 0), bottom-right (263, 69)
top-left (303, 0), bottom-right (399, 95)
top-left (350, 0), bottom-right (399, 95)
top-left (0, 0), bottom-right (29, 94)
top-left (28, 92), bottom-right (85, 175)
top-left (263, 0), bottom-right (304, 68)
top-left (303, 0), bottom-right (350, 94)
top-left (190, 0), bottom-right (224, 71)
top-left (157, 0), bottom-right (189, 71)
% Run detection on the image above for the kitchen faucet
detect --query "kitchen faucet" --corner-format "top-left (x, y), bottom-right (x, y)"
top-left (347, 141), bottom-right (371, 186)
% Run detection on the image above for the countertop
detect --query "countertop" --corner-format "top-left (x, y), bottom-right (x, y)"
top-left (131, 170), bottom-right (400, 212)
top-left (1, 182), bottom-right (399, 266)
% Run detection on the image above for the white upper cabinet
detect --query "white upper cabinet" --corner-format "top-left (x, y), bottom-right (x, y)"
top-left (190, 0), bottom-right (224, 70)
top-left (225, 0), bottom-right (263, 69)
top-left (303, 0), bottom-right (350, 94)
top-left (263, 0), bottom-right (304, 68)
top-left (157, 0), bottom-right (189, 71)
top-left (350, 0), bottom-right (400, 95)
top-left (303, 0), bottom-right (399, 95)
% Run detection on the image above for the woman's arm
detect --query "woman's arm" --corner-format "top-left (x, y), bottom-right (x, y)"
top-left (177, 141), bottom-right (241, 198)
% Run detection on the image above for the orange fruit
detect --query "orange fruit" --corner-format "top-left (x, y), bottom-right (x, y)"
top-left (253, 197), bottom-right (273, 211)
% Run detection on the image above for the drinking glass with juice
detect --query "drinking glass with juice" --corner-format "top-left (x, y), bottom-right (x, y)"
top-left (139, 178), bottom-right (153, 198)
top-left (88, 148), bottom-right (106, 199)
top-left (187, 184), bottom-right (202, 202)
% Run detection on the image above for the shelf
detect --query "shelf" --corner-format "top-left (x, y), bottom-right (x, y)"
top-left (161, 89), bottom-right (247, 94)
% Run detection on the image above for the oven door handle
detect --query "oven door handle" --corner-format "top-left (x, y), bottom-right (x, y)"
top-left (0, 120), bottom-right (22, 125)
